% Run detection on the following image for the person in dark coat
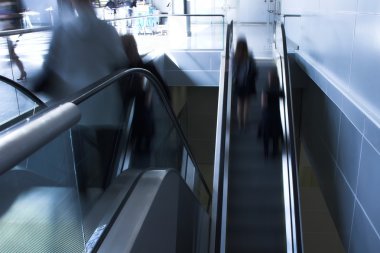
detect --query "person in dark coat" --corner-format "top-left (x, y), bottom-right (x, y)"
top-left (120, 34), bottom-right (171, 153)
top-left (260, 69), bottom-right (284, 158)
top-left (233, 36), bottom-right (257, 130)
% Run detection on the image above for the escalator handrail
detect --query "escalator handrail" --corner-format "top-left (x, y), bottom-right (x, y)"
top-left (0, 75), bottom-right (46, 107)
top-left (0, 26), bottom-right (52, 37)
top-left (0, 102), bottom-right (81, 174)
top-left (278, 22), bottom-right (303, 253)
top-left (67, 67), bottom-right (211, 200)
top-left (210, 20), bottom-right (233, 253)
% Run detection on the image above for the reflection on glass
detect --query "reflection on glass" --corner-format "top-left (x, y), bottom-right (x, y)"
top-left (0, 69), bottom-right (211, 252)
top-left (0, 131), bottom-right (84, 252)
top-left (0, 82), bottom-right (39, 126)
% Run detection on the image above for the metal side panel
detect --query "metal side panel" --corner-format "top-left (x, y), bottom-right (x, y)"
top-left (83, 169), bottom-right (143, 245)
top-left (97, 169), bottom-right (210, 253)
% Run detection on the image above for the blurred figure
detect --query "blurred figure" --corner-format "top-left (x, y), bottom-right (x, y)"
top-left (33, 0), bottom-right (130, 194)
top-left (105, 0), bottom-right (116, 14)
top-left (120, 34), bottom-right (171, 153)
top-left (34, 0), bottom-right (128, 100)
top-left (121, 34), bottom-right (167, 153)
top-left (260, 69), bottom-right (284, 159)
top-left (6, 36), bottom-right (26, 80)
top-left (0, 0), bottom-right (27, 80)
top-left (126, 0), bottom-right (136, 26)
top-left (232, 36), bottom-right (257, 130)
top-left (120, 34), bottom-right (171, 101)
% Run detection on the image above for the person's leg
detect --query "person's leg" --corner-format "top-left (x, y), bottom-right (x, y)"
top-left (7, 38), bottom-right (26, 80)
top-left (237, 97), bottom-right (243, 129)
top-left (263, 132), bottom-right (269, 159)
top-left (243, 97), bottom-right (250, 128)
top-left (272, 135), bottom-right (278, 157)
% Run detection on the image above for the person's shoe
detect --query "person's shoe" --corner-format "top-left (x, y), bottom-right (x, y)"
top-left (17, 71), bottom-right (27, 81)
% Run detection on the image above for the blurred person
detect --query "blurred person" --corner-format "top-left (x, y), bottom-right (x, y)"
top-left (260, 69), bottom-right (284, 159)
top-left (126, 0), bottom-right (136, 26)
top-left (32, 0), bottom-right (130, 193)
top-left (232, 36), bottom-right (257, 130)
top-left (120, 34), bottom-right (171, 153)
top-left (0, 0), bottom-right (27, 80)
top-left (34, 0), bottom-right (128, 100)
top-left (120, 34), bottom-right (171, 101)
top-left (105, 0), bottom-right (116, 14)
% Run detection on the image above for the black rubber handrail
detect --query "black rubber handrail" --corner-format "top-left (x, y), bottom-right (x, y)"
top-left (283, 14), bottom-right (302, 29)
top-left (67, 67), bottom-right (211, 203)
top-left (210, 20), bottom-right (233, 253)
top-left (0, 75), bottom-right (46, 107)
top-left (279, 22), bottom-right (303, 253)
top-left (0, 26), bottom-right (52, 37)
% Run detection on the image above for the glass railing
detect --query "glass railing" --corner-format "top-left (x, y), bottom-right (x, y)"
top-left (70, 68), bottom-right (210, 206)
top-left (0, 75), bottom-right (46, 130)
top-left (210, 20), bottom-right (233, 253)
top-left (0, 28), bottom-right (52, 84)
top-left (274, 21), bottom-right (303, 253)
top-left (102, 14), bottom-right (225, 53)
top-left (0, 67), bottom-right (211, 252)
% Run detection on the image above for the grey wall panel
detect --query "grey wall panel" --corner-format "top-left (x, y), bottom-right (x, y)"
top-left (337, 114), bottom-right (362, 190)
top-left (299, 0), bottom-right (320, 13)
top-left (341, 95), bottom-right (366, 132)
top-left (300, 15), bottom-right (323, 63)
top-left (165, 70), bottom-right (220, 86)
top-left (322, 14), bottom-right (355, 86)
top-left (331, 171), bottom-right (356, 250)
top-left (349, 14), bottom-right (380, 113)
top-left (321, 95), bottom-right (341, 158)
top-left (163, 51), bottom-right (221, 86)
top-left (356, 139), bottom-right (380, 233)
top-left (237, 0), bottom-right (268, 23)
top-left (165, 51), bottom-right (221, 71)
top-left (301, 14), bottom-right (355, 88)
top-left (300, 80), bottom-right (355, 251)
top-left (349, 203), bottom-right (380, 253)
top-left (322, 73), bottom-right (343, 110)
top-left (364, 118), bottom-right (380, 153)
top-left (357, 0), bottom-right (380, 14)
top-left (319, 0), bottom-right (358, 12)
top-left (286, 0), bottom-right (380, 250)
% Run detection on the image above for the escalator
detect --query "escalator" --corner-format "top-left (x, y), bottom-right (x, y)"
top-left (210, 22), bottom-right (303, 253)
top-left (0, 68), bottom-right (211, 252)
top-left (226, 59), bottom-right (286, 252)
top-left (0, 20), bottom-right (303, 253)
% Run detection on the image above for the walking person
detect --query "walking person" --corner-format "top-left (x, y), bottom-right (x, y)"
top-left (260, 69), bottom-right (284, 159)
top-left (232, 36), bottom-right (258, 130)
top-left (0, 0), bottom-right (27, 80)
